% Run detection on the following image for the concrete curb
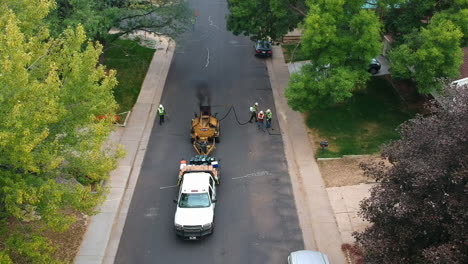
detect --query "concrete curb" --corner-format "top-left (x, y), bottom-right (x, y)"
top-left (317, 155), bottom-right (374, 161)
top-left (74, 37), bottom-right (175, 264)
top-left (266, 46), bottom-right (346, 264)
top-left (316, 158), bottom-right (342, 161)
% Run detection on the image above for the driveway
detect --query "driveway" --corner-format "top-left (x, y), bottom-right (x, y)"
top-left (288, 56), bottom-right (391, 76)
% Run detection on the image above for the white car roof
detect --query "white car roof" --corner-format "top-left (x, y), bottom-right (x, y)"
top-left (289, 250), bottom-right (330, 264)
top-left (181, 172), bottom-right (211, 193)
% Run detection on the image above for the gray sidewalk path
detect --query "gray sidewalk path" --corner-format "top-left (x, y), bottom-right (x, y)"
top-left (74, 36), bottom-right (175, 264)
top-left (266, 46), bottom-right (347, 263)
top-left (327, 184), bottom-right (374, 244)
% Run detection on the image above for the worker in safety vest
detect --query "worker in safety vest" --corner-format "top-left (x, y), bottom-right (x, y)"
top-left (249, 102), bottom-right (259, 123)
top-left (265, 109), bottom-right (273, 129)
top-left (257, 110), bottom-right (265, 131)
top-left (158, 104), bottom-right (166, 125)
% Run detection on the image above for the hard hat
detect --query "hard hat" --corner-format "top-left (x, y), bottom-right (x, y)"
top-left (159, 104), bottom-right (163, 108)
top-left (266, 109), bottom-right (271, 113)
top-left (255, 102), bottom-right (258, 106)
top-left (259, 110), bottom-right (264, 114)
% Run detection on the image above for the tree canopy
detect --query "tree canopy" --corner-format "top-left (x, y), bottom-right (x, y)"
top-left (0, 0), bottom-right (123, 262)
top-left (46, 0), bottom-right (192, 43)
top-left (355, 84), bottom-right (468, 263)
top-left (285, 0), bottom-right (382, 111)
top-left (386, 0), bottom-right (467, 93)
top-left (389, 18), bottom-right (463, 93)
top-left (226, 0), bottom-right (307, 41)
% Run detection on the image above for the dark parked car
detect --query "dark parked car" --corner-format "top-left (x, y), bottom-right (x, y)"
top-left (368, 58), bottom-right (381, 74)
top-left (254, 40), bottom-right (272, 57)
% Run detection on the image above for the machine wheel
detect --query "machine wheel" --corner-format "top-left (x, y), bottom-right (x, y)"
top-left (190, 137), bottom-right (195, 144)
top-left (215, 136), bottom-right (220, 143)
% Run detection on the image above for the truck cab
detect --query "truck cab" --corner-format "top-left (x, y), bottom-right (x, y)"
top-left (174, 172), bottom-right (217, 239)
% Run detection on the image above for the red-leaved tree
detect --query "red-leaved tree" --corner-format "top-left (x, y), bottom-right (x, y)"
top-left (355, 84), bottom-right (468, 264)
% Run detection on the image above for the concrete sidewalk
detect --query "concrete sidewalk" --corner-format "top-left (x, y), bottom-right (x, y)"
top-left (74, 35), bottom-right (175, 264)
top-left (327, 184), bottom-right (374, 244)
top-left (266, 46), bottom-right (347, 263)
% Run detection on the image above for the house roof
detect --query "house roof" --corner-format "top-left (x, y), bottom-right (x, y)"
top-left (460, 47), bottom-right (468, 79)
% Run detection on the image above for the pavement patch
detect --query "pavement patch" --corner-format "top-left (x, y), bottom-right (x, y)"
top-left (159, 184), bottom-right (178, 190)
top-left (144, 207), bottom-right (159, 218)
top-left (232, 170), bottom-right (271, 180)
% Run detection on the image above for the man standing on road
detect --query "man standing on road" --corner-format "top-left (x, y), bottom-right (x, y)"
top-left (158, 104), bottom-right (166, 125)
top-left (249, 102), bottom-right (258, 123)
top-left (266, 109), bottom-right (273, 129)
top-left (257, 110), bottom-right (265, 131)
top-left (191, 16), bottom-right (196, 31)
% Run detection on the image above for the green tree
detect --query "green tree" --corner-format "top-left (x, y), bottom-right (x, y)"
top-left (430, 7), bottom-right (468, 45)
top-left (46, 0), bottom-right (192, 43)
top-left (4, 234), bottom-right (61, 264)
top-left (383, 0), bottom-right (468, 39)
top-left (389, 19), bottom-right (463, 93)
top-left (0, 251), bottom-right (12, 264)
top-left (286, 63), bottom-right (364, 111)
top-left (286, 1), bottom-right (382, 111)
top-left (382, 0), bottom-right (437, 37)
top-left (0, 0), bottom-right (123, 262)
top-left (226, 0), bottom-right (307, 41)
top-left (382, 0), bottom-right (467, 93)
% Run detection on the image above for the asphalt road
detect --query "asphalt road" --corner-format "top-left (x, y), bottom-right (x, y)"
top-left (114, 0), bottom-right (303, 263)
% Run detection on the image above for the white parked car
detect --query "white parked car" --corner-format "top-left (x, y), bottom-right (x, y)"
top-left (288, 250), bottom-right (330, 264)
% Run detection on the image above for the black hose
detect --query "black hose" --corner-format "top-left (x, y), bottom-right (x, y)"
top-left (217, 105), bottom-right (250, 125)
top-left (217, 105), bottom-right (233, 121)
top-left (218, 105), bottom-right (281, 135)
top-left (231, 105), bottom-right (252, 125)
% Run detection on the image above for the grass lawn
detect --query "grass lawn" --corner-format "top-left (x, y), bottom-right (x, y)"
top-left (308, 76), bottom-right (416, 158)
top-left (282, 43), bottom-right (309, 63)
top-left (103, 39), bottom-right (155, 112)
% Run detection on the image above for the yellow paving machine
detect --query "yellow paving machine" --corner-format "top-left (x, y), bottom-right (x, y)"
top-left (190, 105), bottom-right (220, 155)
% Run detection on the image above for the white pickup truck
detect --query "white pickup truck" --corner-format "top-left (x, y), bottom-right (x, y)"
top-left (174, 155), bottom-right (219, 240)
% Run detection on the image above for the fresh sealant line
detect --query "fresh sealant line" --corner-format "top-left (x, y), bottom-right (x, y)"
top-left (159, 184), bottom-right (178, 190)
top-left (232, 171), bottom-right (271, 180)
top-left (208, 15), bottom-right (219, 29)
top-left (205, 47), bottom-right (210, 68)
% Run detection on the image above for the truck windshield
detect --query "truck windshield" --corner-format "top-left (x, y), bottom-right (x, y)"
top-left (178, 193), bottom-right (211, 208)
